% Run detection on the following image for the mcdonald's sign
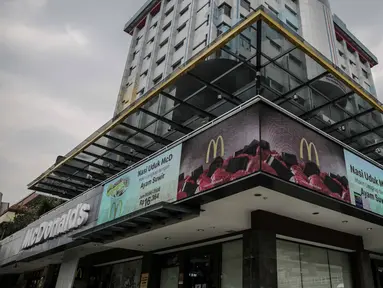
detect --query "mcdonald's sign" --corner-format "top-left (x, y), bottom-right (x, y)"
top-left (300, 138), bottom-right (320, 166)
top-left (109, 199), bottom-right (123, 219)
top-left (206, 136), bottom-right (225, 163)
top-left (75, 267), bottom-right (83, 280)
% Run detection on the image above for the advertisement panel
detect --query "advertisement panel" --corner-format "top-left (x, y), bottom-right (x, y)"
top-left (344, 149), bottom-right (383, 215)
top-left (260, 106), bottom-right (351, 203)
top-left (177, 105), bottom-right (260, 200)
top-left (97, 144), bottom-right (182, 225)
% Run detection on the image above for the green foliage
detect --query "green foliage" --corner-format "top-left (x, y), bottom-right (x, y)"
top-left (0, 196), bottom-right (65, 240)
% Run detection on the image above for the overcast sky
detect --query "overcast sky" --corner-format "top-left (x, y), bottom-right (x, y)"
top-left (0, 0), bottom-right (382, 204)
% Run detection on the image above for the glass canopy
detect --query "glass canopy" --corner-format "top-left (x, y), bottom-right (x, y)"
top-left (28, 7), bottom-right (383, 199)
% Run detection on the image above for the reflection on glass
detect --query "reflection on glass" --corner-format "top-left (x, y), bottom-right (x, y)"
top-left (108, 259), bottom-right (142, 288)
top-left (160, 266), bottom-right (179, 288)
top-left (277, 240), bottom-right (302, 288)
top-left (221, 240), bottom-right (243, 288)
top-left (300, 245), bottom-right (331, 288)
top-left (277, 240), bottom-right (353, 288)
top-left (328, 250), bottom-right (353, 288)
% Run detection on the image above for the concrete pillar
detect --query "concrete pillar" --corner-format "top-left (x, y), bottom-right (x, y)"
top-left (352, 250), bottom-right (375, 288)
top-left (243, 229), bottom-right (277, 288)
top-left (55, 253), bottom-right (80, 288)
top-left (140, 253), bottom-right (161, 288)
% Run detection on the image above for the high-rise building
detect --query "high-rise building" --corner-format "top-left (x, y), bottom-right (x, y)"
top-left (3, 3), bottom-right (383, 288)
top-left (114, 0), bottom-right (378, 115)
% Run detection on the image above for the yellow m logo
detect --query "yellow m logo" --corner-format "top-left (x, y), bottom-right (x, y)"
top-left (206, 136), bottom-right (224, 163)
top-left (300, 138), bottom-right (320, 167)
top-left (109, 200), bottom-right (123, 219)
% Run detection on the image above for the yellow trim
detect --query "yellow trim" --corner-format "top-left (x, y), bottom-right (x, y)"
top-left (28, 10), bottom-right (263, 188)
top-left (259, 11), bottom-right (383, 113)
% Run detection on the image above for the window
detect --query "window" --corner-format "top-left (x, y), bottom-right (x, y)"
top-left (147, 37), bottom-right (155, 44)
top-left (163, 21), bottom-right (172, 31)
top-left (266, 3), bottom-right (279, 15)
top-left (150, 22), bottom-right (158, 29)
top-left (218, 3), bottom-right (232, 17)
top-left (268, 37), bottom-right (281, 52)
top-left (165, 6), bottom-right (174, 16)
top-left (193, 37), bottom-right (207, 51)
top-left (350, 59), bottom-right (356, 66)
top-left (341, 64), bottom-right (346, 70)
top-left (286, 19), bottom-right (298, 31)
top-left (145, 53), bottom-right (151, 60)
top-left (137, 88), bottom-right (145, 97)
top-left (172, 58), bottom-right (183, 70)
top-left (180, 5), bottom-right (189, 16)
top-left (277, 240), bottom-right (353, 288)
top-left (338, 50), bottom-right (345, 58)
top-left (136, 35), bottom-right (142, 46)
top-left (177, 22), bottom-right (187, 32)
top-left (362, 68), bottom-right (369, 78)
top-left (140, 70), bottom-right (148, 77)
top-left (129, 65), bottom-right (136, 76)
top-left (217, 23), bottom-right (231, 36)
top-left (174, 39), bottom-right (185, 51)
top-left (240, 0), bottom-right (250, 11)
top-left (352, 74), bottom-right (359, 81)
top-left (221, 240), bottom-right (243, 288)
top-left (126, 82), bottom-right (133, 87)
top-left (153, 74), bottom-right (163, 85)
top-left (132, 50), bottom-right (139, 60)
top-left (289, 54), bottom-right (302, 66)
top-left (159, 38), bottom-right (169, 48)
top-left (239, 35), bottom-right (251, 51)
top-left (285, 4), bottom-right (297, 15)
top-left (156, 55), bottom-right (166, 66)
top-left (365, 81), bottom-right (371, 92)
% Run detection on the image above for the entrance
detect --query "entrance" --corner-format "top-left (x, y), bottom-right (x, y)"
top-left (160, 245), bottom-right (220, 288)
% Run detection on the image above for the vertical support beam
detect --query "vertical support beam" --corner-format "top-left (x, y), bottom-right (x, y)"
top-left (140, 253), bottom-right (161, 288)
top-left (352, 250), bottom-right (375, 288)
top-left (243, 229), bottom-right (277, 288)
top-left (256, 20), bottom-right (262, 95)
top-left (55, 253), bottom-right (79, 288)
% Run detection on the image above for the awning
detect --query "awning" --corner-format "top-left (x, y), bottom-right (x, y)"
top-left (72, 202), bottom-right (200, 243)
top-left (28, 7), bottom-right (383, 199)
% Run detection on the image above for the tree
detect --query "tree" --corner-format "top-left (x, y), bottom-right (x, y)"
top-left (0, 196), bottom-right (64, 240)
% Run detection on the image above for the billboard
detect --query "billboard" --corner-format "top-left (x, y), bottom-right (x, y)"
top-left (97, 144), bottom-right (182, 225)
top-left (177, 105), bottom-right (260, 200)
top-left (260, 106), bottom-right (351, 203)
top-left (344, 149), bottom-right (383, 215)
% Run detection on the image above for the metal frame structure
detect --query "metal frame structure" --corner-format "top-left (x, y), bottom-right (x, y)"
top-left (28, 7), bottom-right (383, 199)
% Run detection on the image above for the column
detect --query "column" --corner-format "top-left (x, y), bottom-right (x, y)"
top-left (140, 253), bottom-right (161, 288)
top-left (352, 250), bottom-right (375, 288)
top-left (243, 229), bottom-right (277, 288)
top-left (55, 253), bottom-right (80, 288)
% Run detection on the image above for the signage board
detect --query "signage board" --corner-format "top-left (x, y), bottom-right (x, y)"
top-left (22, 203), bottom-right (90, 250)
top-left (260, 106), bottom-right (351, 203)
top-left (344, 149), bottom-right (383, 215)
top-left (177, 105), bottom-right (260, 200)
top-left (97, 144), bottom-right (182, 225)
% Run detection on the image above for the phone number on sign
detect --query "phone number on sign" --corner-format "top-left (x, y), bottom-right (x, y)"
top-left (139, 187), bottom-right (160, 207)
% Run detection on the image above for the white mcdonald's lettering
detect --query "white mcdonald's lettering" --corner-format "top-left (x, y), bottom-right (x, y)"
top-left (300, 138), bottom-right (320, 166)
top-left (21, 203), bottom-right (90, 250)
top-left (206, 136), bottom-right (225, 163)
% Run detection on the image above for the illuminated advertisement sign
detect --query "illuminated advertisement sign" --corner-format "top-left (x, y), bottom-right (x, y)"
top-left (177, 105), bottom-right (260, 200)
top-left (260, 106), bottom-right (351, 203)
top-left (97, 145), bottom-right (182, 225)
top-left (344, 149), bottom-right (383, 215)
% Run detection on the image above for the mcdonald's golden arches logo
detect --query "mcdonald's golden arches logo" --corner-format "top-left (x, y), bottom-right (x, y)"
top-left (300, 138), bottom-right (320, 166)
top-left (109, 200), bottom-right (123, 219)
top-left (206, 136), bottom-right (225, 163)
top-left (75, 267), bottom-right (83, 280)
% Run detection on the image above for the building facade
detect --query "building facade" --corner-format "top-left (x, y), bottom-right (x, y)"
top-left (114, 0), bottom-right (378, 115)
top-left (2, 2), bottom-right (383, 288)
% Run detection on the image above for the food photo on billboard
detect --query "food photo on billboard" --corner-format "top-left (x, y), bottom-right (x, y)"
top-left (177, 105), bottom-right (261, 200)
top-left (260, 106), bottom-right (351, 203)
